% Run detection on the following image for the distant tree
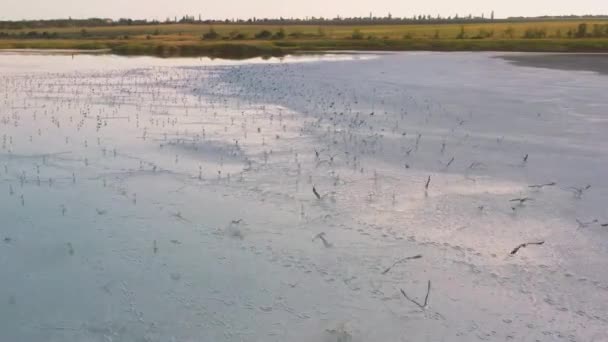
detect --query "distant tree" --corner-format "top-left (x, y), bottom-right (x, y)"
top-left (555, 29), bottom-right (562, 38)
top-left (317, 26), bottom-right (326, 37)
top-left (351, 29), bottom-right (364, 39)
top-left (456, 26), bottom-right (466, 39)
top-left (202, 27), bottom-right (220, 40)
top-left (591, 24), bottom-right (600, 37)
top-left (474, 28), bottom-right (494, 39)
top-left (576, 23), bottom-right (588, 38)
top-left (523, 27), bottom-right (546, 39)
top-left (254, 30), bottom-right (273, 39)
top-left (273, 28), bottom-right (286, 39)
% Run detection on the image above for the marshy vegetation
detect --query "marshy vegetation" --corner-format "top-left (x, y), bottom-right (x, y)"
top-left (1, 20), bottom-right (608, 57)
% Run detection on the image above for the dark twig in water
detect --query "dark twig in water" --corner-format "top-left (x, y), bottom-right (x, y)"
top-left (35, 324), bottom-right (80, 331)
top-left (382, 254), bottom-right (422, 275)
top-left (425, 176), bottom-right (431, 191)
top-left (510, 197), bottom-right (533, 205)
top-left (445, 157), bottom-right (454, 168)
top-left (468, 161), bottom-right (485, 170)
top-left (171, 211), bottom-right (191, 223)
top-left (510, 241), bottom-right (544, 255)
top-left (576, 218), bottom-right (598, 228)
top-left (567, 184), bottom-right (591, 199)
top-left (312, 185), bottom-right (321, 200)
top-left (312, 232), bottom-right (333, 248)
top-left (528, 182), bottom-right (556, 189)
top-left (400, 280), bottom-right (431, 309)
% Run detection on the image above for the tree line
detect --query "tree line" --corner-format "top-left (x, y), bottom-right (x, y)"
top-left (2, 14), bottom-right (608, 30)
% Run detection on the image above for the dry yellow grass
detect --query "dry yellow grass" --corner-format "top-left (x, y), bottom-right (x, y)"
top-left (4, 20), bottom-right (608, 39)
top-left (2, 20), bottom-right (608, 57)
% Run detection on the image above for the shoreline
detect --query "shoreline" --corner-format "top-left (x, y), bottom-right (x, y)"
top-left (2, 38), bottom-right (608, 59)
top-left (0, 48), bottom-right (112, 55)
top-left (3, 48), bottom-right (608, 76)
top-left (498, 53), bottom-right (608, 75)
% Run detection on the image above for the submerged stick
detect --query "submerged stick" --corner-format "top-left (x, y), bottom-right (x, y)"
top-left (567, 184), bottom-right (591, 199)
top-left (312, 185), bottom-right (321, 200)
top-left (528, 182), bottom-right (556, 189)
top-left (400, 280), bottom-right (431, 309)
top-left (171, 211), bottom-right (191, 223)
top-left (445, 157), bottom-right (454, 168)
top-left (576, 218), bottom-right (598, 228)
top-left (312, 232), bottom-right (332, 248)
top-left (382, 254), bottom-right (422, 275)
top-left (510, 241), bottom-right (544, 255)
top-left (510, 197), bottom-right (533, 205)
top-left (425, 176), bottom-right (431, 191)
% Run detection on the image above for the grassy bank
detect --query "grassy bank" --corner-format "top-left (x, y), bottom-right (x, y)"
top-left (2, 38), bottom-right (608, 58)
top-left (1, 21), bottom-right (608, 57)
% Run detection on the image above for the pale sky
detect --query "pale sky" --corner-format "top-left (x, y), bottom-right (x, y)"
top-left (1, 0), bottom-right (607, 21)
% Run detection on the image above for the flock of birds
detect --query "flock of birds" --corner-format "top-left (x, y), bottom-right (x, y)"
top-left (0, 54), bottom-right (606, 341)
top-left (1, 57), bottom-right (606, 278)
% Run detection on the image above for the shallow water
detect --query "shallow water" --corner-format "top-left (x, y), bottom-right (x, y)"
top-left (1, 51), bottom-right (607, 342)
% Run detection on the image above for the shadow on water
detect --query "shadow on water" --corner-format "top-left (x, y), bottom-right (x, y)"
top-left (499, 53), bottom-right (608, 75)
top-left (111, 43), bottom-right (289, 60)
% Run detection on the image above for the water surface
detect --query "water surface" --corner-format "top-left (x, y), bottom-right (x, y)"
top-left (1, 51), bottom-right (607, 341)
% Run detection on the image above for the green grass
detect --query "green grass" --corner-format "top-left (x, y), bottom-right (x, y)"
top-left (1, 21), bottom-right (608, 57)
